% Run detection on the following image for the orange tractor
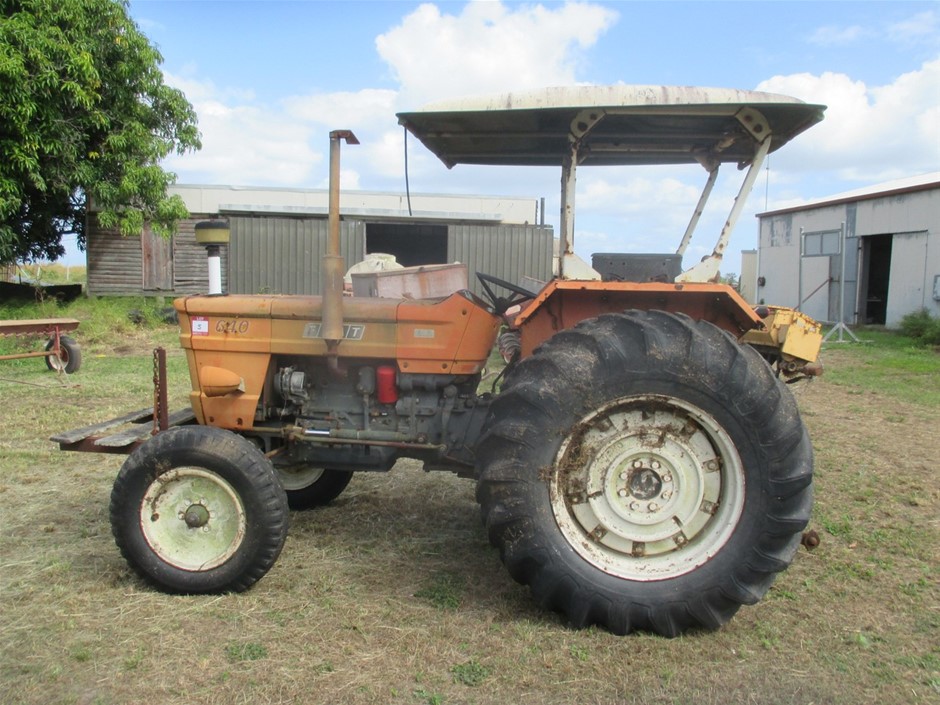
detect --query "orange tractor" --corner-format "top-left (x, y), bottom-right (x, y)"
top-left (57, 86), bottom-right (825, 636)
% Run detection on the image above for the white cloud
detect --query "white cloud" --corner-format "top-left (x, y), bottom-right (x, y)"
top-left (162, 72), bottom-right (320, 186)
top-left (160, 1), bottom-right (620, 188)
top-left (887, 10), bottom-right (939, 44)
top-left (806, 10), bottom-right (938, 48)
top-left (282, 89), bottom-right (399, 130)
top-left (756, 57), bottom-right (940, 183)
top-left (807, 24), bottom-right (869, 46)
top-left (375, 1), bottom-right (618, 105)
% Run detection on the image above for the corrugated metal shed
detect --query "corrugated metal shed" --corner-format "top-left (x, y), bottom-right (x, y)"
top-left (450, 224), bottom-right (553, 290)
top-left (228, 216), bottom-right (364, 295)
top-left (755, 173), bottom-right (939, 328)
top-left (226, 217), bottom-right (551, 298)
top-left (84, 186), bottom-right (551, 298)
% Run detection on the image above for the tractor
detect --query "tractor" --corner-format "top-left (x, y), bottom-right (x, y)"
top-left (56, 85), bottom-right (825, 637)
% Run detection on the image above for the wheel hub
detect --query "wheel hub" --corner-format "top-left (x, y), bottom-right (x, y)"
top-left (627, 463), bottom-right (665, 500)
top-left (183, 503), bottom-right (211, 528)
top-left (140, 468), bottom-right (246, 572)
top-left (550, 395), bottom-right (745, 580)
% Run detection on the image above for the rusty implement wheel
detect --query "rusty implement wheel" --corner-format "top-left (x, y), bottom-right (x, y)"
top-left (110, 426), bottom-right (289, 593)
top-left (476, 310), bottom-right (813, 636)
top-left (44, 335), bottom-right (81, 374)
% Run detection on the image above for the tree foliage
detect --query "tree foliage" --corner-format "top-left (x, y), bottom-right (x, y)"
top-left (0, 0), bottom-right (201, 264)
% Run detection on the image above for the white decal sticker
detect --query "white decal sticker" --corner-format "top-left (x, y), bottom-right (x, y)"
top-left (192, 316), bottom-right (209, 336)
top-left (413, 328), bottom-right (436, 339)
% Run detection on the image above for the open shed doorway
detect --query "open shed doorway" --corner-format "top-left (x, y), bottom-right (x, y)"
top-left (366, 223), bottom-right (447, 267)
top-left (860, 234), bottom-right (892, 324)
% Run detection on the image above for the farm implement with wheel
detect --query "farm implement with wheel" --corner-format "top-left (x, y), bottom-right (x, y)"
top-left (0, 318), bottom-right (82, 374)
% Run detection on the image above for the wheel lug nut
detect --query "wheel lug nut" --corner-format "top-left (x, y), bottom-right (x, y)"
top-left (663, 473), bottom-right (673, 483)
top-left (620, 472), bottom-right (628, 481)
top-left (630, 501), bottom-right (640, 511)
top-left (648, 502), bottom-right (659, 511)
top-left (618, 489), bottom-right (628, 498)
top-left (632, 460), bottom-right (643, 469)
top-left (662, 490), bottom-right (672, 500)
top-left (651, 460), bottom-right (661, 470)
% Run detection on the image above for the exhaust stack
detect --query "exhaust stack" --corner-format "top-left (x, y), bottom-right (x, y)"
top-left (321, 130), bottom-right (359, 369)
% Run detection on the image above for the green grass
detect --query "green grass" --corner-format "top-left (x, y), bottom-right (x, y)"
top-left (0, 298), bottom-right (937, 705)
top-left (451, 659), bottom-right (491, 686)
top-left (820, 327), bottom-right (940, 406)
top-left (414, 572), bottom-right (465, 610)
top-left (0, 294), bottom-right (178, 350)
top-left (6, 262), bottom-right (86, 286)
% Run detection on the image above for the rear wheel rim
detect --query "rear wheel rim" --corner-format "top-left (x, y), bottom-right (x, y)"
top-left (549, 394), bottom-right (745, 581)
top-left (140, 467), bottom-right (247, 571)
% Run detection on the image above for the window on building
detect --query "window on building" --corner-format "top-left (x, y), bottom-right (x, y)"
top-left (802, 229), bottom-right (841, 257)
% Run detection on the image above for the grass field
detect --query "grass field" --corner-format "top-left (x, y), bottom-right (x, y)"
top-left (1, 299), bottom-right (937, 705)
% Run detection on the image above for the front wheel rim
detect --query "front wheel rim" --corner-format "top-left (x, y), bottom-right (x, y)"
top-left (140, 467), bottom-right (247, 571)
top-left (276, 466), bottom-right (325, 491)
top-left (550, 394), bottom-right (745, 581)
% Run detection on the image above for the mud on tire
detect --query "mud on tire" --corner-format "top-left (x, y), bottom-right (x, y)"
top-left (475, 310), bottom-right (813, 636)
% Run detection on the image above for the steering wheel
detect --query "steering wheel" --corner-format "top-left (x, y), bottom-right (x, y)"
top-left (476, 272), bottom-right (537, 315)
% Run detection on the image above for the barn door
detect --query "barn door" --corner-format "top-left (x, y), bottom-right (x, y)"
top-left (141, 227), bottom-right (174, 291)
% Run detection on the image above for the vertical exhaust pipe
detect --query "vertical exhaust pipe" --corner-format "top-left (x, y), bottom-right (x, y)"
top-left (321, 130), bottom-right (359, 371)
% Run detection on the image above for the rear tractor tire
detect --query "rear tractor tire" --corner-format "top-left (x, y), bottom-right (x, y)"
top-left (275, 465), bottom-right (353, 510)
top-left (476, 310), bottom-right (813, 636)
top-left (110, 426), bottom-right (289, 593)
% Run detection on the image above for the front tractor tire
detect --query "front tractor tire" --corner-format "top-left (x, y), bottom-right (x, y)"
top-left (110, 426), bottom-right (289, 594)
top-left (476, 310), bottom-right (813, 637)
top-left (276, 465), bottom-right (353, 510)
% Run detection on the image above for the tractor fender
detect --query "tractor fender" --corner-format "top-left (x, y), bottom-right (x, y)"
top-left (513, 280), bottom-right (762, 357)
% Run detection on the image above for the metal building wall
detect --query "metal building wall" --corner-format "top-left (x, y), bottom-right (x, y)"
top-left (758, 184), bottom-right (939, 327)
top-left (225, 217), bottom-right (552, 297)
top-left (449, 224), bottom-right (554, 297)
top-left (758, 207), bottom-right (858, 324)
top-left (227, 216), bottom-right (365, 295)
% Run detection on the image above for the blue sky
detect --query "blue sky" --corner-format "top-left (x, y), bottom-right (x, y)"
top-left (64, 1), bottom-right (940, 271)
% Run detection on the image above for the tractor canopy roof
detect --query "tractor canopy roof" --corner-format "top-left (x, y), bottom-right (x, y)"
top-left (397, 85), bottom-right (825, 169)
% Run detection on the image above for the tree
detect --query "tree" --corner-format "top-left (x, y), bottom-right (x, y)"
top-left (0, 0), bottom-right (200, 265)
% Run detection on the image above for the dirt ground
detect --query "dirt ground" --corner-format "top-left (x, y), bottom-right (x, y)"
top-left (0, 344), bottom-right (937, 705)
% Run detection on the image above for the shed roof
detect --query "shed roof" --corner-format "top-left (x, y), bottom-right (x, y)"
top-left (758, 172), bottom-right (940, 217)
